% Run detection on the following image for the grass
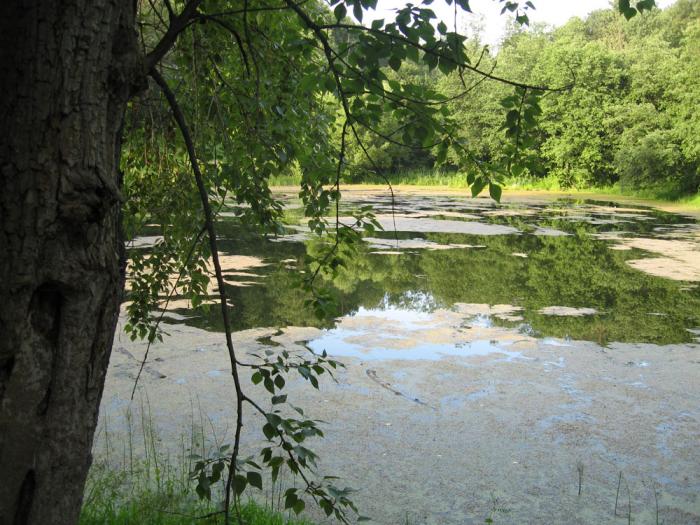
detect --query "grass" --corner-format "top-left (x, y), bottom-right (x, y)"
top-left (80, 482), bottom-right (315, 525)
top-left (351, 168), bottom-right (472, 188)
top-left (82, 399), bottom-right (318, 525)
top-left (270, 168), bottom-right (468, 188)
top-left (269, 174), bottom-right (304, 186)
top-left (505, 173), bottom-right (700, 202)
top-left (269, 168), bottom-right (700, 211)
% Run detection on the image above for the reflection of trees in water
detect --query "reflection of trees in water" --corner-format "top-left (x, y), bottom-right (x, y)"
top-left (181, 213), bottom-right (700, 345)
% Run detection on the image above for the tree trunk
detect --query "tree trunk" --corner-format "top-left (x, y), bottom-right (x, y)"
top-left (0, 1), bottom-right (143, 523)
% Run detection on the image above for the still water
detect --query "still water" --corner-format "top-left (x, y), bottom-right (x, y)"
top-left (135, 191), bottom-right (700, 347)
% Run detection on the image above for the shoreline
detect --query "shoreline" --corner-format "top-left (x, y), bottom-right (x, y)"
top-left (271, 184), bottom-right (700, 218)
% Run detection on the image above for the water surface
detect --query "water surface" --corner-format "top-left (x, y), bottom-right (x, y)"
top-left (133, 191), bottom-right (700, 347)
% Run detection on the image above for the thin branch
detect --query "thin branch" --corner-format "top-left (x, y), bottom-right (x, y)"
top-left (507, 87), bottom-right (528, 174)
top-left (325, 45), bottom-right (481, 108)
top-left (145, 0), bottom-right (204, 72)
top-left (147, 0), bottom-right (170, 32)
top-left (336, 120), bottom-right (348, 232)
top-left (150, 68), bottom-right (245, 525)
top-left (205, 0), bottom-right (310, 18)
top-left (317, 23), bottom-right (571, 92)
top-left (285, 0), bottom-right (404, 248)
top-left (349, 124), bottom-right (399, 244)
top-left (163, 0), bottom-right (175, 20)
top-left (197, 15), bottom-right (251, 76)
top-left (243, 0), bottom-right (262, 99)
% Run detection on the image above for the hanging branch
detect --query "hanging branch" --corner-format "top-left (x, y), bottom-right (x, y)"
top-left (316, 22), bottom-right (572, 92)
top-left (196, 15), bottom-right (251, 76)
top-left (149, 68), bottom-right (245, 525)
top-left (348, 124), bottom-right (400, 245)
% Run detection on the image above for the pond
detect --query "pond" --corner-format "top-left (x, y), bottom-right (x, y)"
top-left (109, 190), bottom-right (700, 524)
top-left (141, 190), bottom-right (700, 348)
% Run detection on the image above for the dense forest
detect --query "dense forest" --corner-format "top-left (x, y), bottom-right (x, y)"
top-left (345, 0), bottom-right (700, 196)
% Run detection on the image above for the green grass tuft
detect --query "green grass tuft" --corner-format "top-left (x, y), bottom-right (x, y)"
top-left (80, 457), bottom-right (318, 525)
top-left (82, 400), bottom-right (318, 525)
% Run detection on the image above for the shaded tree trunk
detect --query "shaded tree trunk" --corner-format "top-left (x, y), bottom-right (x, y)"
top-left (0, 1), bottom-right (143, 523)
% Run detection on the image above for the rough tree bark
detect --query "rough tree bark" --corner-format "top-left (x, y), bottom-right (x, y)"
top-left (0, 1), bottom-right (143, 523)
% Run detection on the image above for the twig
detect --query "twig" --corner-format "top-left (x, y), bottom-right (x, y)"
top-left (615, 471), bottom-right (622, 517)
top-left (506, 87), bottom-right (529, 176)
top-left (653, 480), bottom-right (660, 525)
top-left (577, 461), bottom-right (584, 497)
top-left (150, 68), bottom-right (245, 525)
top-left (316, 23), bottom-right (571, 92)
top-left (348, 124), bottom-right (399, 245)
top-left (196, 15), bottom-right (251, 76)
top-left (336, 120), bottom-right (349, 232)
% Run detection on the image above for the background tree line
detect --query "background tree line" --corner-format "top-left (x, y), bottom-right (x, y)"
top-left (343, 0), bottom-right (700, 197)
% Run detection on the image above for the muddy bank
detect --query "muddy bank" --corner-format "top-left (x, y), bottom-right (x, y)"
top-left (100, 307), bottom-right (700, 524)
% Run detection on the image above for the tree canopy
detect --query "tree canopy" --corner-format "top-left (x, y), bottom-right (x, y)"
top-left (344, 0), bottom-right (700, 196)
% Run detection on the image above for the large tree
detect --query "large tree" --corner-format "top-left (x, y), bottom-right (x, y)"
top-left (0, 0), bottom-right (656, 523)
top-left (0, 2), bottom-right (142, 523)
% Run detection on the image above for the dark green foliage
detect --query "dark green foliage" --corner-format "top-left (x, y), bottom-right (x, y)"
top-left (81, 491), bottom-right (316, 525)
top-left (351, 1), bottom-right (699, 195)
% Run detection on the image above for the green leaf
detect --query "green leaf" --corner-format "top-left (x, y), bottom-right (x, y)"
top-left (266, 413), bottom-right (282, 427)
top-left (262, 423), bottom-right (276, 440)
top-left (334, 3), bottom-right (347, 20)
top-left (284, 492), bottom-right (298, 510)
top-left (388, 56), bottom-right (401, 71)
top-left (320, 499), bottom-right (333, 516)
top-left (471, 177), bottom-right (487, 197)
top-left (353, 1), bottom-right (362, 22)
top-left (211, 461), bottom-right (224, 483)
top-left (271, 394), bottom-right (287, 404)
top-left (489, 183), bottom-right (502, 203)
top-left (247, 471), bottom-right (263, 490)
top-left (233, 474), bottom-right (247, 495)
top-left (438, 57), bottom-right (455, 75)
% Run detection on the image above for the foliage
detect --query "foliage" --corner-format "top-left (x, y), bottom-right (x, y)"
top-left (354, 0), bottom-right (700, 195)
top-left (122, 0), bottom-right (662, 522)
top-left (81, 423), bottom-right (318, 525)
